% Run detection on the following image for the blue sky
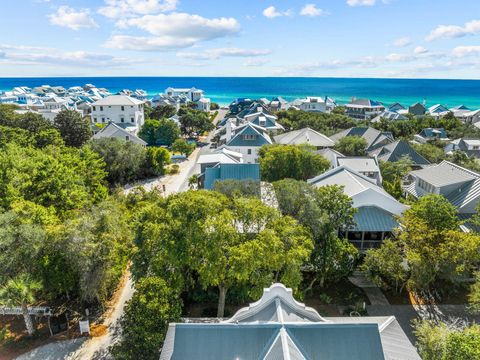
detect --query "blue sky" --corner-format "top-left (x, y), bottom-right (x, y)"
top-left (1, 0), bottom-right (480, 78)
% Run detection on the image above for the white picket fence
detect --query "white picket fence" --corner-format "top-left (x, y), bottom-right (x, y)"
top-left (0, 306), bottom-right (52, 316)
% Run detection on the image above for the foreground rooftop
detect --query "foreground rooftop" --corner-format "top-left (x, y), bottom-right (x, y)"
top-left (160, 283), bottom-right (419, 360)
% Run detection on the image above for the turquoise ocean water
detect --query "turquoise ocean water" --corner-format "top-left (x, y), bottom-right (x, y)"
top-left (1, 77), bottom-right (479, 108)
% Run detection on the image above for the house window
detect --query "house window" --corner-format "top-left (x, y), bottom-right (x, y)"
top-left (93, 106), bottom-right (96, 111)
top-left (102, 118), bottom-right (105, 123)
top-left (247, 149), bottom-right (252, 155)
top-left (94, 117), bottom-right (97, 122)
top-left (125, 136), bottom-right (130, 141)
top-left (131, 118), bottom-right (135, 123)
top-left (100, 106), bottom-right (103, 111)
top-left (474, 146), bottom-right (479, 150)
top-left (121, 117), bottom-right (124, 123)
top-left (121, 106), bottom-right (125, 111)
top-left (243, 134), bottom-right (255, 140)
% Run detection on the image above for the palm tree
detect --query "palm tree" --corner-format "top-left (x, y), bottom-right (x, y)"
top-left (0, 274), bottom-right (42, 335)
top-left (188, 174), bottom-right (198, 189)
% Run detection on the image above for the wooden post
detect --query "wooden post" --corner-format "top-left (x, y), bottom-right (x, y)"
top-left (47, 316), bottom-right (53, 337)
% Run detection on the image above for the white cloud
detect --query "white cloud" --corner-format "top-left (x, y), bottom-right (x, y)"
top-left (244, 58), bottom-right (269, 67)
top-left (0, 47), bottom-right (131, 68)
top-left (392, 37), bottom-right (411, 47)
top-left (300, 4), bottom-right (328, 17)
top-left (48, 6), bottom-right (98, 30)
top-left (98, 0), bottom-right (177, 19)
top-left (414, 46), bottom-right (428, 54)
top-left (426, 20), bottom-right (480, 41)
top-left (0, 44), bottom-right (53, 52)
top-left (177, 48), bottom-right (272, 60)
top-left (263, 6), bottom-right (291, 18)
top-left (106, 12), bottom-right (240, 51)
top-left (347, 0), bottom-right (376, 7)
top-left (385, 53), bottom-right (415, 62)
top-left (452, 46), bottom-right (480, 57)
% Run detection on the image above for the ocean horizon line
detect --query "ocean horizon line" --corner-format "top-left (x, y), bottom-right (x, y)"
top-left (1, 75), bottom-right (480, 81)
top-left (1, 77), bottom-right (480, 108)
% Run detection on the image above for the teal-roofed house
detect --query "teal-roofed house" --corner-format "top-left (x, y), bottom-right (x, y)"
top-left (221, 122), bottom-right (273, 163)
top-left (414, 127), bottom-right (449, 144)
top-left (308, 166), bottom-right (408, 251)
top-left (204, 163), bottom-right (260, 190)
top-left (160, 283), bottom-right (420, 360)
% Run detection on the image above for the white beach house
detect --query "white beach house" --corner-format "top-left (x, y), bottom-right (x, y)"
top-left (90, 95), bottom-right (145, 134)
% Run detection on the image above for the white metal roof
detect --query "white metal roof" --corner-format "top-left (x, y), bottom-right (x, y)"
top-left (92, 95), bottom-right (144, 106)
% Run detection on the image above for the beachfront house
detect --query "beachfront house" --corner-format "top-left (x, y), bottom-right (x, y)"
top-left (428, 104), bottom-right (450, 118)
top-left (92, 122), bottom-right (147, 146)
top-left (450, 105), bottom-right (471, 119)
top-left (345, 98), bottom-right (385, 120)
top-left (413, 128), bottom-right (449, 144)
top-left (274, 127), bottom-right (335, 149)
top-left (388, 102), bottom-right (406, 113)
top-left (296, 97), bottom-right (327, 112)
top-left (330, 127), bottom-right (394, 152)
top-left (90, 95), bottom-right (145, 134)
top-left (308, 166), bottom-right (408, 251)
top-left (164, 87), bottom-right (211, 111)
top-left (160, 283), bottom-right (420, 360)
top-left (463, 109), bottom-right (480, 125)
top-left (408, 102), bottom-right (426, 117)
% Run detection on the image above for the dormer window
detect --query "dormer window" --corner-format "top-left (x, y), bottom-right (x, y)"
top-left (243, 134), bottom-right (256, 140)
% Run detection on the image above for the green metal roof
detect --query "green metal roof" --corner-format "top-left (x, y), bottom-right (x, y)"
top-left (353, 206), bottom-right (399, 232)
top-left (205, 163), bottom-right (260, 190)
top-left (164, 323), bottom-right (385, 360)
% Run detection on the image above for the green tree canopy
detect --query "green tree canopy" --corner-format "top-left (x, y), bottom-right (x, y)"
top-left (53, 109), bottom-right (92, 147)
top-left (171, 138), bottom-right (195, 156)
top-left (110, 277), bottom-right (182, 360)
top-left (88, 138), bottom-right (147, 186)
top-left (414, 320), bottom-right (480, 360)
top-left (131, 190), bottom-right (313, 317)
top-left (139, 119), bottom-right (180, 146)
top-left (361, 239), bottom-right (407, 293)
top-left (179, 109), bottom-right (214, 137)
top-left (0, 143), bottom-right (107, 216)
top-left (259, 144), bottom-right (330, 182)
top-left (334, 136), bottom-right (368, 156)
top-left (150, 105), bottom-right (177, 120)
top-left (64, 198), bottom-right (132, 304)
top-left (368, 194), bottom-right (480, 291)
top-left (273, 180), bottom-right (358, 288)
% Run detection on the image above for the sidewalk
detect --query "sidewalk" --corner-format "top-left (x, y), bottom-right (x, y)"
top-left (348, 270), bottom-right (390, 306)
